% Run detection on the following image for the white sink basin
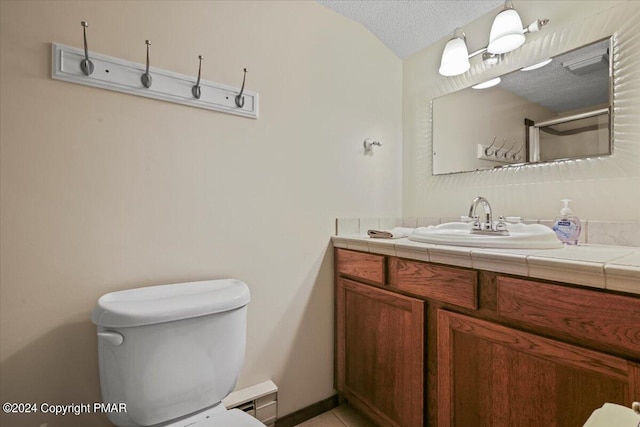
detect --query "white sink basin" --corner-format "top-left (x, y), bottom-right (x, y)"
top-left (408, 222), bottom-right (563, 249)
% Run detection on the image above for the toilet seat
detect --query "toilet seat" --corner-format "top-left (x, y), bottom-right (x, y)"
top-left (165, 409), bottom-right (266, 427)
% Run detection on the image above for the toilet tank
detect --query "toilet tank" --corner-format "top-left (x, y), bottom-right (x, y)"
top-left (92, 279), bottom-right (250, 427)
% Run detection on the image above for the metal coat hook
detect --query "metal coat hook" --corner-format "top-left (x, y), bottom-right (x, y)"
top-left (510, 142), bottom-right (525, 161)
top-left (500, 140), bottom-right (517, 159)
top-left (235, 68), bottom-right (247, 108)
top-left (80, 21), bottom-right (94, 76)
top-left (491, 139), bottom-right (508, 157)
top-left (141, 40), bottom-right (152, 89)
top-left (192, 55), bottom-right (203, 99)
top-left (363, 138), bottom-right (382, 152)
top-left (484, 136), bottom-right (498, 156)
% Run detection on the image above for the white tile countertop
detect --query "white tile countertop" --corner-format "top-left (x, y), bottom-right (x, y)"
top-left (332, 235), bottom-right (640, 296)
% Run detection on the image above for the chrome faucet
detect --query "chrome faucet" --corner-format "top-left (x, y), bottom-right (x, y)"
top-left (468, 196), bottom-right (509, 235)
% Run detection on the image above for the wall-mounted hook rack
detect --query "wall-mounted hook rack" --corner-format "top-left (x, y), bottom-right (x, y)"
top-left (477, 138), bottom-right (524, 164)
top-left (51, 42), bottom-right (258, 119)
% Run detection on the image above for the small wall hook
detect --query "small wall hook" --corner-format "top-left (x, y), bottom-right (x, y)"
top-left (500, 140), bottom-right (517, 159)
top-left (80, 21), bottom-right (94, 76)
top-left (141, 40), bottom-right (152, 89)
top-left (484, 136), bottom-right (497, 156)
top-left (364, 138), bottom-right (382, 152)
top-left (235, 68), bottom-right (248, 108)
top-left (492, 139), bottom-right (507, 157)
top-left (192, 55), bottom-right (203, 99)
top-left (510, 141), bottom-right (525, 161)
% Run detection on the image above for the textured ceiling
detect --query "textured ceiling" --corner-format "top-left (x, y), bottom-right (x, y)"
top-left (316, 0), bottom-right (504, 58)
top-left (500, 39), bottom-right (610, 113)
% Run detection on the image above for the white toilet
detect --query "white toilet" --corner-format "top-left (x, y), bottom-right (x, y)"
top-left (92, 279), bottom-right (265, 427)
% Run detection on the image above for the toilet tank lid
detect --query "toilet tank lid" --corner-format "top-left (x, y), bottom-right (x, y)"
top-left (92, 279), bottom-right (250, 327)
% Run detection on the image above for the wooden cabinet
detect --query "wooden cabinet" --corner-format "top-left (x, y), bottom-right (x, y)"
top-left (388, 257), bottom-right (478, 309)
top-left (335, 248), bottom-right (640, 426)
top-left (496, 276), bottom-right (640, 357)
top-left (437, 309), bottom-right (640, 427)
top-left (336, 248), bottom-right (386, 285)
top-left (336, 277), bottom-right (424, 427)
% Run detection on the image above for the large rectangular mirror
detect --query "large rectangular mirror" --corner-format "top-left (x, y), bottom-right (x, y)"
top-left (432, 37), bottom-right (612, 175)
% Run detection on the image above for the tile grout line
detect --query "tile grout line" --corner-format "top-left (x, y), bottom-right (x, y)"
top-left (331, 410), bottom-right (350, 427)
top-left (331, 409), bottom-right (350, 427)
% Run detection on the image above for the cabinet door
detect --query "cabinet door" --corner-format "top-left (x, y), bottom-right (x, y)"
top-left (437, 310), bottom-right (640, 427)
top-left (336, 278), bottom-right (424, 427)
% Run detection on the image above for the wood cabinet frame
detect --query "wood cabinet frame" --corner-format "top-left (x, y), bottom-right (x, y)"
top-left (437, 309), bottom-right (640, 427)
top-left (334, 248), bottom-right (640, 426)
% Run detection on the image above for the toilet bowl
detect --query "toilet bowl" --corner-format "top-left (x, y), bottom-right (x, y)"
top-left (92, 279), bottom-right (265, 427)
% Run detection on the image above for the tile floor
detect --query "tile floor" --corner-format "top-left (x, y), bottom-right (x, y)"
top-left (294, 404), bottom-right (376, 427)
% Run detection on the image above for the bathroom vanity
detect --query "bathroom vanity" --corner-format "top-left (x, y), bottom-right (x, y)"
top-left (333, 243), bottom-right (640, 427)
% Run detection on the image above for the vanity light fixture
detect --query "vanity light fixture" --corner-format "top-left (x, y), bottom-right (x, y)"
top-left (521, 58), bottom-right (552, 71)
top-left (439, 28), bottom-right (470, 77)
top-left (438, 1), bottom-right (549, 77)
top-left (472, 77), bottom-right (501, 89)
top-left (487, 1), bottom-right (525, 54)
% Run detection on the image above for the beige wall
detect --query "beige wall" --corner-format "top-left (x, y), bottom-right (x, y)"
top-left (0, 1), bottom-right (402, 426)
top-left (403, 0), bottom-right (640, 221)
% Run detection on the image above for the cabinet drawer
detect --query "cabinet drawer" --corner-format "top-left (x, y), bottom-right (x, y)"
top-left (336, 249), bottom-right (385, 285)
top-left (497, 276), bottom-right (640, 355)
top-left (389, 258), bottom-right (477, 309)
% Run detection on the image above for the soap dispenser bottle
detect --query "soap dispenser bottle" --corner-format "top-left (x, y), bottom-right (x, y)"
top-left (552, 199), bottom-right (581, 245)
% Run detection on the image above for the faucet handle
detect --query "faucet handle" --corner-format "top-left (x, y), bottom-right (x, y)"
top-left (471, 215), bottom-right (482, 230)
top-left (483, 213), bottom-right (492, 230)
top-left (496, 216), bottom-right (508, 231)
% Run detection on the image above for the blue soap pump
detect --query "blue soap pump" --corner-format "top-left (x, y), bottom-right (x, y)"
top-left (552, 199), bottom-right (582, 245)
